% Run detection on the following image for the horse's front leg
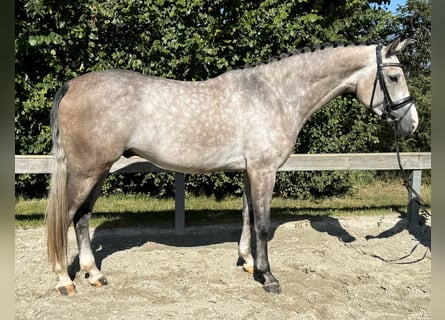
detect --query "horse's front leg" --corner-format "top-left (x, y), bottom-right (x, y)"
top-left (249, 168), bottom-right (281, 293)
top-left (238, 172), bottom-right (254, 274)
top-left (73, 211), bottom-right (107, 288)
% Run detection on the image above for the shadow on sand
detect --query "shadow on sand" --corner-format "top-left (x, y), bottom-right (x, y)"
top-left (365, 211), bottom-right (431, 264)
top-left (67, 206), bottom-right (431, 278)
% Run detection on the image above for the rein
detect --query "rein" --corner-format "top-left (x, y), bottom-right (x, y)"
top-left (353, 130), bottom-right (431, 264)
top-left (370, 45), bottom-right (414, 122)
top-left (394, 126), bottom-right (431, 219)
top-left (370, 45), bottom-right (430, 218)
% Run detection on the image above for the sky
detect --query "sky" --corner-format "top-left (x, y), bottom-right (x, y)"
top-left (386, 0), bottom-right (407, 13)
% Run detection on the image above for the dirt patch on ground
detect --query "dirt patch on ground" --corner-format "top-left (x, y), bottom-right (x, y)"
top-left (15, 213), bottom-right (430, 319)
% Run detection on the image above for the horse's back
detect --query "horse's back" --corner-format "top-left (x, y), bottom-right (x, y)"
top-left (56, 70), bottom-right (247, 172)
top-left (56, 69), bottom-right (292, 173)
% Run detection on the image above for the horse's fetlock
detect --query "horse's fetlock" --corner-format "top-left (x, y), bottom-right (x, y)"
top-left (79, 252), bottom-right (96, 271)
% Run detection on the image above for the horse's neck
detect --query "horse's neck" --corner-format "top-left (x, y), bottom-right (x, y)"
top-left (257, 45), bottom-right (374, 125)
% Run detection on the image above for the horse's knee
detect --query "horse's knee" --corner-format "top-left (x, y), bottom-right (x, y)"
top-left (259, 227), bottom-right (269, 240)
top-left (255, 221), bottom-right (270, 241)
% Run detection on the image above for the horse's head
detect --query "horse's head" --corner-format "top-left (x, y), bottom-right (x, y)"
top-left (356, 38), bottom-right (418, 136)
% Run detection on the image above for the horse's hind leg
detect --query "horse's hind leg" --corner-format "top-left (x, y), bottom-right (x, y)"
top-left (239, 172), bottom-right (254, 274)
top-left (53, 169), bottom-right (108, 294)
top-left (71, 172), bottom-right (109, 288)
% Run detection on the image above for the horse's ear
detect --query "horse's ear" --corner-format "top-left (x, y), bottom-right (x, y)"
top-left (384, 37), bottom-right (411, 57)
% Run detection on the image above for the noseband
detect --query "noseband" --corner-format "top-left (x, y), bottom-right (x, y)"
top-left (370, 45), bottom-right (414, 121)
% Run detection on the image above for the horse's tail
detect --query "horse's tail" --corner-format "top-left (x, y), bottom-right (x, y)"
top-left (45, 83), bottom-right (70, 269)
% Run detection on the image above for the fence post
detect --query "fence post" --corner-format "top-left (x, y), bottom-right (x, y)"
top-left (175, 173), bottom-right (185, 235)
top-left (407, 170), bottom-right (422, 227)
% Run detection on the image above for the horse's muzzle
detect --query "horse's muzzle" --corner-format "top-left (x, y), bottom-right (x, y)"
top-left (396, 103), bottom-right (418, 136)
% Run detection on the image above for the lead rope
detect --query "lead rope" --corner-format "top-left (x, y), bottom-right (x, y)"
top-left (350, 243), bottom-right (429, 265)
top-left (347, 127), bottom-right (431, 264)
top-left (393, 126), bottom-right (431, 219)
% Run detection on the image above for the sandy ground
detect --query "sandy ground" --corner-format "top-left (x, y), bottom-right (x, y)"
top-left (15, 213), bottom-right (430, 319)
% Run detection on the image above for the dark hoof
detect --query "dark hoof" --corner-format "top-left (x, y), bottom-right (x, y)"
top-left (56, 284), bottom-right (76, 296)
top-left (92, 276), bottom-right (108, 287)
top-left (263, 282), bottom-right (281, 294)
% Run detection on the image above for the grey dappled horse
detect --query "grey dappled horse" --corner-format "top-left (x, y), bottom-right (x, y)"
top-left (46, 38), bottom-right (418, 295)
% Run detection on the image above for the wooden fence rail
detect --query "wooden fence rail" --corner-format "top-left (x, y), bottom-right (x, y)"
top-left (15, 153), bottom-right (431, 234)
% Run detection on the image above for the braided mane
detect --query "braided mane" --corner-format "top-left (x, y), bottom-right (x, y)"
top-left (238, 41), bottom-right (378, 69)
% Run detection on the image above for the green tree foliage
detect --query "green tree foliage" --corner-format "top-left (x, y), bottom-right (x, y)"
top-left (15, 0), bottom-right (430, 198)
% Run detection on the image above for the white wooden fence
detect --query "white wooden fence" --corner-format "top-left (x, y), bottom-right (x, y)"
top-left (15, 152), bottom-right (431, 234)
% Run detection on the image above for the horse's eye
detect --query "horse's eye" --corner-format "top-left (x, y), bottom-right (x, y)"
top-left (389, 75), bottom-right (399, 83)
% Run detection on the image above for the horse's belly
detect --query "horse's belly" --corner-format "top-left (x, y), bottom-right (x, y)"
top-left (133, 146), bottom-right (246, 173)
